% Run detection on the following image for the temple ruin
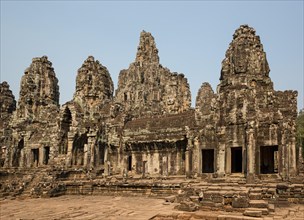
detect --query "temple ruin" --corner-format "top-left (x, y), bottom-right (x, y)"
top-left (0, 25), bottom-right (302, 217)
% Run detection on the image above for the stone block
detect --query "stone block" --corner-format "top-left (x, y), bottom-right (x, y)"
top-left (243, 210), bottom-right (262, 217)
top-left (232, 197), bottom-right (249, 208)
top-left (249, 200), bottom-right (268, 208)
top-left (249, 193), bottom-right (262, 200)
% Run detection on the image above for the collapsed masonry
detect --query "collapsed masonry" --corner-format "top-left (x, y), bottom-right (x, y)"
top-left (0, 25), bottom-right (299, 183)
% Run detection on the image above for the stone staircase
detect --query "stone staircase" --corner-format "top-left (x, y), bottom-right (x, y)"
top-left (175, 181), bottom-right (279, 217)
top-left (20, 170), bottom-right (40, 198)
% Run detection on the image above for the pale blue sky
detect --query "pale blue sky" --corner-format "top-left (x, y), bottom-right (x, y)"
top-left (1, 1), bottom-right (303, 110)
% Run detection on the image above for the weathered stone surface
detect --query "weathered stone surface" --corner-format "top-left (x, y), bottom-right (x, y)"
top-left (0, 81), bottom-right (16, 118)
top-left (243, 209), bottom-right (263, 217)
top-left (55, 56), bottom-right (114, 169)
top-left (15, 56), bottom-right (59, 120)
top-left (0, 82), bottom-right (16, 166)
top-left (195, 24), bottom-right (298, 179)
top-left (115, 31), bottom-right (191, 117)
top-left (5, 56), bottom-right (60, 168)
top-left (0, 25), bottom-right (300, 203)
top-left (73, 55), bottom-right (113, 118)
top-left (232, 197), bottom-right (249, 208)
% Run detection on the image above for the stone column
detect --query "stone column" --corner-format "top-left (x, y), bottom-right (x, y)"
top-left (217, 127), bottom-right (226, 177)
top-left (20, 148), bottom-right (25, 167)
top-left (83, 144), bottom-right (89, 167)
top-left (26, 148), bottom-right (31, 168)
top-left (288, 136), bottom-right (297, 176)
top-left (39, 147), bottom-right (44, 166)
top-left (66, 132), bottom-right (74, 167)
top-left (246, 126), bottom-right (255, 183)
top-left (193, 136), bottom-right (200, 175)
top-left (185, 137), bottom-right (193, 177)
top-left (88, 132), bottom-right (96, 169)
top-left (185, 149), bottom-right (189, 175)
top-left (280, 129), bottom-right (287, 180)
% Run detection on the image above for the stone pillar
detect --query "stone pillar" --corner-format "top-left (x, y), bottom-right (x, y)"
top-left (20, 148), bottom-right (25, 167)
top-left (66, 133), bottom-right (74, 167)
top-left (217, 127), bottom-right (226, 177)
top-left (288, 136), bottom-right (297, 176)
top-left (280, 129), bottom-right (287, 180)
top-left (185, 137), bottom-right (193, 177)
top-left (39, 147), bottom-right (44, 166)
top-left (88, 132), bottom-right (96, 169)
top-left (185, 149), bottom-right (189, 176)
top-left (83, 144), bottom-right (89, 167)
top-left (26, 148), bottom-right (31, 168)
top-left (246, 127), bottom-right (255, 183)
top-left (193, 137), bottom-right (199, 174)
top-left (225, 146), bottom-right (231, 174)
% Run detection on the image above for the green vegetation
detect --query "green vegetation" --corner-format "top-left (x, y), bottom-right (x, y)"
top-left (296, 110), bottom-right (304, 160)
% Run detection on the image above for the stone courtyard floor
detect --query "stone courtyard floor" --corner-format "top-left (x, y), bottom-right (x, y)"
top-left (0, 195), bottom-right (303, 220)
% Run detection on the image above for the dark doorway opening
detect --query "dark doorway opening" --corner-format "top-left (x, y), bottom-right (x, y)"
top-left (260, 145), bottom-right (278, 174)
top-left (32, 148), bottom-right (39, 167)
top-left (43, 147), bottom-right (50, 165)
top-left (128, 155), bottom-right (132, 171)
top-left (12, 138), bottom-right (24, 167)
top-left (231, 147), bottom-right (242, 173)
top-left (202, 149), bottom-right (214, 173)
top-left (98, 143), bottom-right (106, 165)
top-left (59, 107), bottom-right (72, 154)
top-left (71, 134), bottom-right (87, 166)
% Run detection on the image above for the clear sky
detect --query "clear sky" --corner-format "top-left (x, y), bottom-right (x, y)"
top-left (1, 1), bottom-right (303, 110)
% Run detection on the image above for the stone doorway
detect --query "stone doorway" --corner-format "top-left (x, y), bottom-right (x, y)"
top-left (202, 149), bottom-right (214, 173)
top-left (43, 146), bottom-right (50, 165)
top-left (260, 145), bottom-right (278, 174)
top-left (31, 148), bottom-right (39, 167)
top-left (12, 138), bottom-right (24, 167)
top-left (128, 155), bottom-right (132, 171)
top-left (97, 143), bottom-right (106, 166)
top-left (71, 134), bottom-right (87, 166)
top-left (162, 156), bottom-right (168, 176)
top-left (231, 147), bottom-right (242, 173)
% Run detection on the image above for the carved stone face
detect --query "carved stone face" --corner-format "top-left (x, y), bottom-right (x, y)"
top-left (233, 43), bottom-right (248, 73)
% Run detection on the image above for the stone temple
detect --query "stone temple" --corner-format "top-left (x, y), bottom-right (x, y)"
top-left (0, 25), bottom-right (302, 216)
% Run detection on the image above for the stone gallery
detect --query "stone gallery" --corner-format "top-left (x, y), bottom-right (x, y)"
top-left (0, 25), bottom-right (299, 183)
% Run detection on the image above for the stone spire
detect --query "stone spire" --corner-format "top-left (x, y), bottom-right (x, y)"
top-left (0, 81), bottom-right (16, 117)
top-left (16, 56), bottom-right (60, 119)
top-left (0, 82), bottom-right (16, 167)
top-left (220, 24), bottom-right (270, 82)
top-left (115, 31), bottom-right (191, 116)
top-left (135, 31), bottom-right (160, 65)
top-left (73, 56), bottom-right (114, 112)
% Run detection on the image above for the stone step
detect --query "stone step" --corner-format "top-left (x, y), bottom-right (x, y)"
top-left (250, 188), bottom-right (263, 193)
top-left (268, 203), bottom-right (275, 212)
top-left (243, 209), bottom-right (263, 217)
top-left (246, 207), bottom-right (269, 215)
top-left (249, 200), bottom-right (268, 208)
top-left (249, 193), bottom-right (262, 200)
